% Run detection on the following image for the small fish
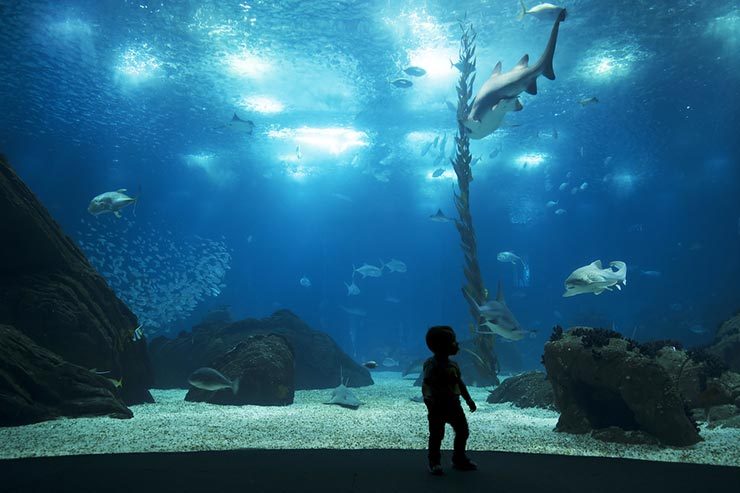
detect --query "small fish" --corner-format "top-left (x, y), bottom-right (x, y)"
top-left (344, 280), bottom-right (360, 296)
top-left (489, 146), bottom-right (502, 159)
top-left (579, 96), bottom-right (599, 107)
top-left (450, 58), bottom-right (474, 73)
top-left (688, 324), bottom-right (708, 335)
top-left (554, 208), bottom-right (567, 215)
top-left (363, 360), bottom-right (378, 369)
top-left (382, 357), bottom-right (399, 368)
top-left (296, 145), bottom-right (302, 160)
top-left (391, 78), bottom-right (413, 88)
top-left (580, 182), bottom-right (588, 191)
top-left (384, 296), bottom-right (400, 303)
top-left (420, 141), bottom-right (433, 157)
top-left (559, 182), bottom-right (568, 191)
top-left (353, 263), bottom-right (383, 278)
top-left (471, 156), bottom-right (481, 166)
top-left (640, 270), bottom-right (661, 278)
top-left (497, 251), bottom-right (523, 264)
top-left (299, 276), bottom-right (312, 287)
top-left (432, 136), bottom-right (439, 148)
top-left (546, 200), bottom-right (558, 208)
top-left (382, 258), bottom-right (407, 273)
top-left (445, 100), bottom-right (457, 112)
top-left (432, 168), bottom-right (445, 178)
top-left (403, 66), bottom-right (426, 77)
top-left (340, 305), bottom-right (367, 317)
top-left (604, 156), bottom-right (613, 166)
top-left (429, 209), bottom-right (454, 223)
top-left (188, 367), bottom-right (239, 394)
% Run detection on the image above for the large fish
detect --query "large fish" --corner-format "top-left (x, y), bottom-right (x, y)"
top-left (88, 189), bottom-right (137, 218)
top-left (464, 10), bottom-right (566, 140)
top-left (462, 283), bottom-right (532, 341)
top-left (563, 260), bottom-right (627, 297)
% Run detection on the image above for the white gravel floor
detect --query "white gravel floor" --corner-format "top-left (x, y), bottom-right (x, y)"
top-left (1, 372), bottom-right (738, 466)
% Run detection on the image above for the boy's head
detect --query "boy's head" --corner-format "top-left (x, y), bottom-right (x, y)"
top-left (426, 325), bottom-right (459, 356)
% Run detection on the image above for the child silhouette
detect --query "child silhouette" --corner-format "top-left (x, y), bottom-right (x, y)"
top-left (422, 325), bottom-right (477, 475)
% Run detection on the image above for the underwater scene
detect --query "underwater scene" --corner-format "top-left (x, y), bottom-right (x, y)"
top-left (1, 0), bottom-right (740, 476)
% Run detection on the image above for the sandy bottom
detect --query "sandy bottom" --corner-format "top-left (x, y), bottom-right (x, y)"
top-left (1, 372), bottom-right (738, 466)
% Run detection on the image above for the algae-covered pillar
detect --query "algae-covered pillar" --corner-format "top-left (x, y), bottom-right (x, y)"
top-left (450, 24), bottom-right (500, 386)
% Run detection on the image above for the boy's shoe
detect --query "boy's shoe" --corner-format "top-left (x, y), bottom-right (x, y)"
top-left (452, 458), bottom-right (478, 471)
top-left (428, 463), bottom-right (444, 476)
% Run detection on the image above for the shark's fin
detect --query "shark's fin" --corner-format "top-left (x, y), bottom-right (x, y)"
top-left (496, 281), bottom-right (505, 304)
top-left (113, 211), bottom-right (122, 218)
top-left (231, 113), bottom-right (242, 122)
top-left (514, 98), bottom-right (524, 111)
top-left (515, 54), bottom-right (529, 69)
top-left (525, 78), bottom-right (538, 95)
top-left (591, 260), bottom-right (603, 269)
top-left (492, 61), bottom-right (502, 76)
top-left (615, 284), bottom-right (622, 291)
top-left (517, 0), bottom-right (527, 21)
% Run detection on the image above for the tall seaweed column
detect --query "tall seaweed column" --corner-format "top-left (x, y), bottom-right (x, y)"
top-left (450, 24), bottom-right (499, 386)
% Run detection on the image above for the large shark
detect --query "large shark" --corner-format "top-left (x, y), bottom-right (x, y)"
top-left (462, 283), bottom-right (532, 341)
top-left (464, 9), bottom-right (566, 140)
top-left (562, 260), bottom-right (627, 297)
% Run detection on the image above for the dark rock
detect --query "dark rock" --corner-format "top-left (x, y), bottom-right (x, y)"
top-left (0, 156), bottom-right (153, 405)
top-left (591, 427), bottom-right (661, 446)
top-left (185, 334), bottom-right (294, 406)
top-left (0, 325), bottom-right (132, 426)
top-left (151, 310), bottom-right (372, 390)
top-left (542, 327), bottom-right (702, 446)
top-left (707, 313), bottom-right (740, 372)
top-left (486, 371), bottom-right (556, 411)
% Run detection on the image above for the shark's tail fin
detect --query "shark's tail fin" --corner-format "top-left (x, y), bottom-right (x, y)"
top-left (539, 13), bottom-right (563, 81)
top-left (132, 185), bottom-right (142, 217)
top-left (517, 0), bottom-right (527, 21)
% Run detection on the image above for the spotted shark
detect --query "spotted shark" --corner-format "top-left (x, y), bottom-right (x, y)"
top-left (464, 9), bottom-right (566, 140)
top-left (562, 260), bottom-right (627, 297)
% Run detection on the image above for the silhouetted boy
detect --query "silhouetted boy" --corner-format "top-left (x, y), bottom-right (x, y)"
top-left (422, 325), bottom-right (477, 475)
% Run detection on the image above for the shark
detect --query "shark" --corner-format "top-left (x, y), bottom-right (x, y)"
top-left (464, 9), bottom-right (566, 140)
top-left (462, 282), bottom-right (533, 341)
top-left (517, 1), bottom-right (567, 22)
top-left (88, 189), bottom-right (137, 218)
top-left (216, 112), bottom-right (254, 135)
top-left (562, 260), bottom-right (627, 297)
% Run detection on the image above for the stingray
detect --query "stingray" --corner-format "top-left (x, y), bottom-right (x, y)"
top-left (325, 382), bottom-right (361, 410)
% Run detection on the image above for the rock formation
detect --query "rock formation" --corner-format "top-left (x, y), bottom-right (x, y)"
top-left (0, 155), bottom-right (153, 424)
top-left (185, 334), bottom-right (295, 406)
top-left (486, 371), bottom-right (556, 410)
top-left (150, 309), bottom-right (372, 390)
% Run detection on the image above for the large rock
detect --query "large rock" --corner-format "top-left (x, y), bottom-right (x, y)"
top-left (708, 313), bottom-right (740, 372)
top-left (487, 371), bottom-right (556, 410)
top-left (0, 325), bottom-right (132, 426)
top-left (186, 334), bottom-right (295, 406)
top-left (542, 327), bottom-right (701, 446)
top-left (0, 156), bottom-right (153, 405)
top-left (150, 310), bottom-right (372, 390)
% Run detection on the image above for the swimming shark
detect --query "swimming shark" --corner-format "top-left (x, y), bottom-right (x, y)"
top-left (464, 9), bottom-right (566, 140)
top-left (517, 1), bottom-right (567, 22)
top-left (462, 282), bottom-right (532, 341)
top-left (562, 260), bottom-right (627, 297)
top-left (87, 189), bottom-right (137, 218)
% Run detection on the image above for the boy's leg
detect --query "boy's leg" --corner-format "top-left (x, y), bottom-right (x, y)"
top-left (449, 403), bottom-right (476, 470)
top-left (425, 402), bottom-right (445, 467)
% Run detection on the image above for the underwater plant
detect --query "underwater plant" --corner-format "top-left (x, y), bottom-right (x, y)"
top-left (450, 23), bottom-right (499, 385)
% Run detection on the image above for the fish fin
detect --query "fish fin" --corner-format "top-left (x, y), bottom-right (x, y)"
top-left (114, 211), bottom-right (122, 218)
top-left (615, 284), bottom-right (622, 291)
top-left (517, 0), bottom-right (527, 21)
top-left (525, 78), bottom-right (538, 95)
top-left (232, 377), bottom-right (240, 395)
top-left (514, 98), bottom-right (523, 111)
top-left (515, 54), bottom-right (529, 69)
top-left (591, 260), bottom-right (603, 269)
top-left (594, 289), bottom-right (603, 295)
top-left (492, 61), bottom-right (502, 76)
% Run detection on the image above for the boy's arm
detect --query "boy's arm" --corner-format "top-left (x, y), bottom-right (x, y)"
top-left (459, 377), bottom-right (477, 412)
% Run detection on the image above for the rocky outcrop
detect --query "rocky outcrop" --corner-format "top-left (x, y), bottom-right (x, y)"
top-left (487, 371), bottom-right (556, 410)
top-left (542, 327), bottom-right (701, 446)
top-left (708, 313), bottom-right (740, 372)
top-left (0, 155), bottom-right (153, 406)
top-left (150, 310), bottom-right (372, 390)
top-left (186, 334), bottom-right (295, 406)
top-left (0, 325), bottom-right (132, 426)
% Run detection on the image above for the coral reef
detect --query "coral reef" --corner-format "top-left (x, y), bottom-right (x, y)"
top-left (707, 313), bottom-right (740, 372)
top-left (186, 334), bottom-right (294, 406)
top-left (150, 309), bottom-right (372, 390)
top-left (0, 155), bottom-right (152, 408)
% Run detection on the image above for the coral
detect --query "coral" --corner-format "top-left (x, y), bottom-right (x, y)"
top-left (639, 339), bottom-right (684, 358)
top-left (687, 347), bottom-right (728, 379)
top-left (570, 327), bottom-right (622, 348)
top-left (549, 325), bottom-right (564, 342)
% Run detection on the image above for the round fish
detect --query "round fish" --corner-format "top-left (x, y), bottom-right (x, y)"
top-left (391, 78), bottom-right (413, 88)
top-left (403, 66), bottom-right (426, 77)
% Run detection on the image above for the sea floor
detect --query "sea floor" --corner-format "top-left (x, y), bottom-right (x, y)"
top-left (1, 372), bottom-right (738, 466)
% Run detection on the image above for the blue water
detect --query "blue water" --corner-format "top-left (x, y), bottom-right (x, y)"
top-left (1, 1), bottom-right (738, 369)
